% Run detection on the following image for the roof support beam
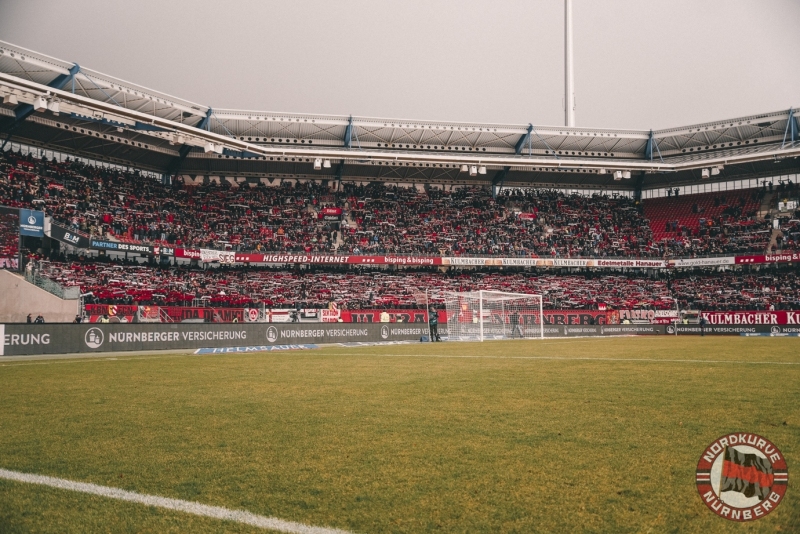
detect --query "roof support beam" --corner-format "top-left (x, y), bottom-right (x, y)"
top-left (783, 108), bottom-right (798, 148)
top-left (634, 173), bottom-right (645, 202)
top-left (335, 159), bottom-right (345, 182)
top-left (335, 116), bottom-right (353, 178)
top-left (2, 63), bottom-right (80, 150)
top-left (492, 166), bottom-right (510, 198)
top-left (197, 108), bottom-right (213, 132)
top-left (514, 124), bottom-right (533, 155)
top-left (644, 130), bottom-right (664, 162)
top-left (222, 148), bottom-right (261, 159)
top-left (794, 109), bottom-right (800, 143)
top-left (344, 116), bottom-right (353, 148)
top-left (164, 107), bottom-right (213, 178)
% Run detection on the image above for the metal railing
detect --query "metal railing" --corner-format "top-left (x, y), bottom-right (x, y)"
top-left (24, 271), bottom-right (80, 300)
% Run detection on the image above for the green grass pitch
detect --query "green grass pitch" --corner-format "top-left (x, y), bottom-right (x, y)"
top-left (0, 337), bottom-right (798, 533)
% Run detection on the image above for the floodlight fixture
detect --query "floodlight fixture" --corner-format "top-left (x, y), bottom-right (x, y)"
top-left (33, 96), bottom-right (47, 112)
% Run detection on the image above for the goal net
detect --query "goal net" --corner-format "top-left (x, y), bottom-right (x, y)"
top-left (444, 290), bottom-right (544, 341)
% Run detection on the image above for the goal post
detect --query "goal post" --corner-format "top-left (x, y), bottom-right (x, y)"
top-left (444, 290), bottom-right (544, 342)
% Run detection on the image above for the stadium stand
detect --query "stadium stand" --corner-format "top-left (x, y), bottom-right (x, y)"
top-left (3, 149), bottom-right (800, 321)
top-left (643, 188), bottom-right (772, 255)
top-left (29, 258), bottom-right (800, 312)
top-left (1, 150), bottom-right (783, 259)
top-left (339, 184), bottom-right (655, 257)
top-left (0, 210), bottom-right (19, 269)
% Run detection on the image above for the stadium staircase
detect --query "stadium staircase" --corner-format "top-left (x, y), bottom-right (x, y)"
top-left (758, 191), bottom-right (778, 218)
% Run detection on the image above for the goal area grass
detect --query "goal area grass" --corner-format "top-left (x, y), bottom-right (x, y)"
top-left (0, 337), bottom-right (798, 533)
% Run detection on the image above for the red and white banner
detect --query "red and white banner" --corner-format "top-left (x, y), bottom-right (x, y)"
top-left (232, 253), bottom-right (441, 266)
top-left (175, 248), bottom-right (201, 260)
top-left (340, 309), bottom-right (618, 325)
top-left (81, 304), bottom-right (800, 325)
top-left (140, 248), bottom-right (800, 269)
top-left (619, 309), bottom-right (679, 324)
top-left (442, 257), bottom-right (666, 268)
top-left (668, 257), bottom-right (735, 267)
top-left (736, 253), bottom-right (800, 265)
top-left (701, 311), bottom-right (800, 325)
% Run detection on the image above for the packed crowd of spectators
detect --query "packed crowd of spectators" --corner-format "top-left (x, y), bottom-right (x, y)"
top-left (32, 257), bottom-right (800, 312)
top-left (5, 146), bottom-right (797, 315)
top-left (671, 271), bottom-right (800, 311)
top-left (0, 150), bottom-right (340, 253)
top-left (2, 149), bottom-right (789, 259)
top-left (776, 219), bottom-right (800, 252)
top-left (339, 184), bottom-right (657, 257)
top-left (0, 209), bottom-right (19, 269)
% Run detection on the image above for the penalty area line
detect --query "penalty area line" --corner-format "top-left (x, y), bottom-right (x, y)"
top-left (0, 468), bottom-right (353, 534)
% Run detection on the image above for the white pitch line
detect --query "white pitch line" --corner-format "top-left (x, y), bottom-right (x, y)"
top-left (0, 468), bottom-right (353, 534)
top-left (337, 353), bottom-right (800, 365)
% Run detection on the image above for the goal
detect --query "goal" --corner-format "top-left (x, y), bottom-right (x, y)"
top-left (444, 290), bottom-right (544, 341)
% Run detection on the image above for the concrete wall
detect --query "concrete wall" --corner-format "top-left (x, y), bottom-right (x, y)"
top-left (0, 270), bottom-right (79, 324)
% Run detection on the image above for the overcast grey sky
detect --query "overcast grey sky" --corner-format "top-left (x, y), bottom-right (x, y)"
top-left (1, 0), bottom-right (798, 130)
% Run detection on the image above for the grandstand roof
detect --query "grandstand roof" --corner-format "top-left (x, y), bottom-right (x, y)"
top-left (1, 40), bottom-right (799, 190)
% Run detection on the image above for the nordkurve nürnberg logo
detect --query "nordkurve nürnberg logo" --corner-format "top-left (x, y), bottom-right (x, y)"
top-left (696, 433), bottom-right (788, 521)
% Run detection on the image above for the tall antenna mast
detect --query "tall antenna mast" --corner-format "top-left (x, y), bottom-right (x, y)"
top-left (564, 0), bottom-right (575, 127)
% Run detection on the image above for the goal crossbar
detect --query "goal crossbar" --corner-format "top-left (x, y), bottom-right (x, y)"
top-left (444, 290), bottom-right (544, 342)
